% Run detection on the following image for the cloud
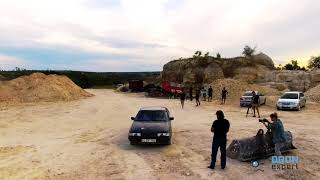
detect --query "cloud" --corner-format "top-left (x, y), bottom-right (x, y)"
top-left (0, 54), bottom-right (30, 70)
top-left (0, 0), bottom-right (319, 71)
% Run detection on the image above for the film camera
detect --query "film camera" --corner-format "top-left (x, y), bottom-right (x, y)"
top-left (258, 118), bottom-right (269, 123)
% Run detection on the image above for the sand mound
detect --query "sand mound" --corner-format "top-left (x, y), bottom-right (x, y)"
top-left (305, 84), bottom-right (320, 103)
top-left (210, 79), bottom-right (280, 103)
top-left (0, 73), bottom-right (93, 104)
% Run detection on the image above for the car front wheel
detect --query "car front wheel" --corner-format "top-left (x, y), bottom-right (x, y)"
top-left (297, 105), bottom-right (301, 111)
top-left (166, 139), bottom-right (172, 145)
top-left (130, 141), bottom-right (137, 145)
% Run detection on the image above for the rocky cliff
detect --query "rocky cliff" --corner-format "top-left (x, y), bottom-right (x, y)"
top-left (161, 53), bottom-right (320, 91)
top-left (257, 69), bottom-right (320, 91)
top-left (161, 53), bottom-right (275, 86)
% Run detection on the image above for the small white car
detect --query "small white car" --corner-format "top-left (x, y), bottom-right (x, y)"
top-left (240, 91), bottom-right (266, 107)
top-left (277, 91), bottom-right (306, 111)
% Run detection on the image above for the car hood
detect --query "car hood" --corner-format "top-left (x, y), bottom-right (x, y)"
top-left (130, 121), bottom-right (170, 133)
top-left (278, 99), bottom-right (299, 103)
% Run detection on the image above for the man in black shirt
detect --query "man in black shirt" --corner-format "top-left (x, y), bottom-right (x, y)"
top-left (221, 87), bottom-right (228, 104)
top-left (208, 86), bottom-right (213, 102)
top-left (189, 87), bottom-right (193, 101)
top-left (208, 110), bottom-right (230, 169)
top-left (251, 91), bottom-right (260, 118)
top-left (195, 88), bottom-right (200, 106)
top-left (180, 91), bottom-right (186, 109)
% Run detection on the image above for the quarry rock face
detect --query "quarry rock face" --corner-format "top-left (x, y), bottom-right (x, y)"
top-left (161, 53), bottom-right (320, 92)
top-left (257, 70), bottom-right (312, 91)
top-left (257, 70), bottom-right (320, 91)
top-left (162, 53), bottom-right (275, 85)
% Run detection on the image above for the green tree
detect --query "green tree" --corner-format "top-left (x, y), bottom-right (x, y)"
top-left (242, 45), bottom-right (256, 57)
top-left (204, 52), bottom-right (209, 57)
top-left (194, 51), bottom-right (202, 57)
top-left (308, 56), bottom-right (320, 69)
top-left (216, 52), bottom-right (221, 59)
top-left (276, 64), bottom-right (283, 70)
top-left (283, 60), bottom-right (305, 70)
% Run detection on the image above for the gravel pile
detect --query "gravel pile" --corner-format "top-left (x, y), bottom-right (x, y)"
top-left (0, 73), bottom-right (93, 104)
top-left (305, 84), bottom-right (320, 103)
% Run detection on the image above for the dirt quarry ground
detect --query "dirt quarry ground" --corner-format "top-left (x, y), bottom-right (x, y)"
top-left (0, 89), bottom-right (320, 180)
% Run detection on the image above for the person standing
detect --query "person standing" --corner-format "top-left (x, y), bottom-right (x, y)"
top-left (201, 87), bottom-right (207, 101)
top-left (251, 91), bottom-right (260, 118)
top-left (208, 110), bottom-right (230, 169)
top-left (189, 87), bottom-right (193, 101)
top-left (180, 91), bottom-right (186, 109)
top-left (221, 87), bottom-right (228, 104)
top-left (195, 88), bottom-right (201, 106)
top-left (208, 86), bottom-right (213, 102)
top-left (262, 113), bottom-right (287, 156)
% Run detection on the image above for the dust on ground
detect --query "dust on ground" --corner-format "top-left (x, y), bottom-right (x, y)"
top-left (0, 89), bottom-right (319, 180)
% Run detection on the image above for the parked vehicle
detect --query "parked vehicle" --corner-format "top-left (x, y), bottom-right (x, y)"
top-left (161, 80), bottom-right (183, 94)
top-left (128, 107), bottom-right (173, 145)
top-left (240, 91), bottom-right (266, 107)
top-left (129, 80), bottom-right (144, 92)
top-left (277, 91), bottom-right (306, 111)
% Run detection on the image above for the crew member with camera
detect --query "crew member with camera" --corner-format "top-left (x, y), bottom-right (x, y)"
top-left (261, 112), bottom-right (287, 156)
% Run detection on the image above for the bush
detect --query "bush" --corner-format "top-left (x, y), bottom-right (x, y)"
top-left (308, 56), bottom-right (320, 69)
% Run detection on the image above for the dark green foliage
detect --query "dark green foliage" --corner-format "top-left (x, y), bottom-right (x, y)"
top-left (283, 60), bottom-right (306, 70)
top-left (216, 52), bottom-right (221, 59)
top-left (194, 51), bottom-right (202, 57)
top-left (242, 45), bottom-right (256, 57)
top-left (308, 56), bottom-right (320, 69)
top-left (0, 70), bottom-right (160, 88)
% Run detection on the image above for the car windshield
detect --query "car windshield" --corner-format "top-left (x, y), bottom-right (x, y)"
top-left (135, 110), bottom-right (168, 121)
top-left (243, 92), bottom-right (253, 96)
top-left (280, 93), bottom-right (298, 99)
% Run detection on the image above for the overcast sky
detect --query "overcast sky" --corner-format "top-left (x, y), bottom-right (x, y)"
top-left (0, 0), bottom-right (319, 71)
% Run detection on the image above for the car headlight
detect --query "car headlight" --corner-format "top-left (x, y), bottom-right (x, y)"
top-left (157, 133), bottom-right (170, 137)
top-left (128, 133), bottom-right (141, 136)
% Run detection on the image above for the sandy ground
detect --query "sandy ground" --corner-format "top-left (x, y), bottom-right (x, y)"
top-left (0, 89), bottom-right (320, 180)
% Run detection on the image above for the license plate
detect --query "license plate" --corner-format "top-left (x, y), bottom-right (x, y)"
top-left (141, 139), bottom-right (156, 143)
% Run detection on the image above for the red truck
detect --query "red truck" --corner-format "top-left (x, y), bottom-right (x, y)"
top-left (161, 80), bottom-right (183, 94)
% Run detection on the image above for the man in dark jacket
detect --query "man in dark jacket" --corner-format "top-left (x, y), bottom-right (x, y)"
top-left (180, 91), bottom-right (186, 109)
top-left (208, 110), bottom-right (230, 169)
top-left (189, 87), bottom-right (193, 101)
top-left (195, 88), bottom-right (201, 106)
top-left (208, 86), bottom-right (213, 102)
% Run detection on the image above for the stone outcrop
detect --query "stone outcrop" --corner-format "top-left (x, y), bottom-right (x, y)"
top-left (256, 69), bottom-right (320, 91)
top-left (161, 53), bottom-right (275, 86)
top-left (161, 53), bottom-right (320, 92)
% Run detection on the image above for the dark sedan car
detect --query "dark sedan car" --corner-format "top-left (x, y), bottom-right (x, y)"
top-left (128, 107), bottom-right (173, 145)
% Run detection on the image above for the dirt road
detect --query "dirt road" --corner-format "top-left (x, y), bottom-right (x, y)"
top-left (0, 90), bottom-right (319, 180)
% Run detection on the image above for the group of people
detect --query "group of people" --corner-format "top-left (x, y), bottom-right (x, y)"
top-left (208, 110), bottom-right (287, 170)
top-left (179, 86), bottom-right (228, 109)
top-left (176, 86), bottom-right (288, 170)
